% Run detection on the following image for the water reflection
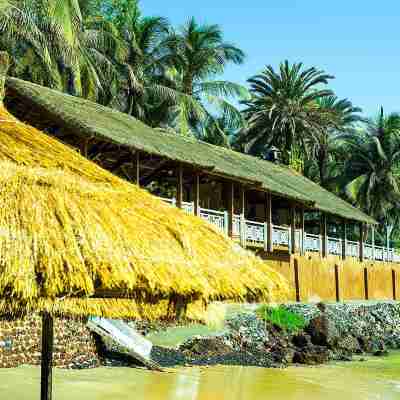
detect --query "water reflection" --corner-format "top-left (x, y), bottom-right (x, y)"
top-left (2, 353), bottom-right (400, 400)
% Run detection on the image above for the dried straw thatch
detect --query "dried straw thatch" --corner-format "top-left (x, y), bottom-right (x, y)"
top-left (0, 103), bottom-right (287, 319)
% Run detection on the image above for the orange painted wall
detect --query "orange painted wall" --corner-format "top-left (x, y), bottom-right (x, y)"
top-left (263, 251), bottom-right (400, 302)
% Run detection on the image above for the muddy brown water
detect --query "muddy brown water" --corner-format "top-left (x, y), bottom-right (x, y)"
top-left (1, 352), bottom-right (400, 400)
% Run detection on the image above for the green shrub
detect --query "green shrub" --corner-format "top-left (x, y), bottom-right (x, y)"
top-left (256, 305), bottom-right (306, 333)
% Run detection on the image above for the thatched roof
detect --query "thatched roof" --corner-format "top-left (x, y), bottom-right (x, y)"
top-left (5, 77), bottom-right (376, 225)
top-left (0, 104), bottom-right (287, 319)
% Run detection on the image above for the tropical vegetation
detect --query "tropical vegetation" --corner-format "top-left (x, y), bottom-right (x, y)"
top-left (1, 0), bottom-right (400, 244)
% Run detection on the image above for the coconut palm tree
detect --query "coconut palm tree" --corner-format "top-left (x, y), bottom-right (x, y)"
top-left (165, 17), bottom-right (249, 135)
top-left (240, 61), bottom-right (334, 165)
top-left (0, 0), bottom-right (119, 98)
top-left (305, 96), bottom-right (363, 188)
top-left (108, 12), bottom-right (176, 124)
top-left (343, 108), bottom-right (400, 223)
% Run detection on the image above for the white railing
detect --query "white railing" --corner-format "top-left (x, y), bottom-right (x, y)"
top-left (246, 220), bottom-right (265, 244)
top-left (158, 196), bottom-right (400, 262)
top-left (232, 215), bottom-right (241, 237)
top-left (273, 225), bottom-right (290, 247)
top-left (364, 244), bottom-right (373, 260)
top-left (159, 197), bottom-right (194, 216)
top-left (199, 207), bottom-right (227, 234)
top-left (347, 240), bottom-right (359, 258)
top-left (328, 237), bottom-right (342, 256)
top-left (304, 233), bottom-right (321, 252)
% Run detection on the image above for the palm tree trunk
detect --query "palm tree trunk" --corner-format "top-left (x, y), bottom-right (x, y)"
top-left (182, 72), bottom-right (193, 96)
top-left (318, 148), bottom-right (328, 188)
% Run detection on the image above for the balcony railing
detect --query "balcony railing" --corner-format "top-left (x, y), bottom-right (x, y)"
top-left (159, 196), bottom-right (400, 263)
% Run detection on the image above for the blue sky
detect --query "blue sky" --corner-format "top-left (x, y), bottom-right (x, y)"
top-left (141, 0), bottom-right (400, 116)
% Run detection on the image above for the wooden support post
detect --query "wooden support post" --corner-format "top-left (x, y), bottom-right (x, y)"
top-left (41, 312), bottom-right (54, 400)
top-left (359, 223), bottom-right (364, 263)
top-left (132, 151), bottom-right (140, 186)
top-left (264, 192), bottom-right (273, 253)
top-left (193, 173), bottom-right (200, 216)
top-left (386, 227), bottom-right (391, 262)
top-left (321, 213), bottom-right (328, 258)
top-left (239, 185), bottom-right (246, 247)
top-left (371, 225), bottom-right (375, 261)
top-left (300, 209), bottom-right (305, 255)
top-left (176, 163), bottom-right (183, 209)
top-left (294, 259), bottom-right (301, 302)
top-left (227, 182), bottom-right (235, 238)
top-left (334, 265), bottom-right (340, 302)
top-left (364, 267), bottom-right (369, 300)
top-left (392, 269), bottom-right (397, 300)
top-left (342, 220), bottom-right (347, 260)
top-left (290, 205), bottom-right (296, 254)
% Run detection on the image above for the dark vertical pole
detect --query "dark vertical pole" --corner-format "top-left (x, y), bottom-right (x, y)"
top-left (176, 163), bottom-right (183, 209)
top-left (239, 185), bottom-right (246, 247)
top-left (294, 259), bottom-right (301, 302)
top-left (227, 182), bottom-right (235, 238)
top-left (392, 270), bottom-right (396, 300)
top-left (265, 192), bottom-right (273, 253)
top-left (290, 205), bottom-right (296, 254)
top-left (193, 172), bottom-right (200, 216)
top-left (134, 152), bottom-right (140, 186)
top-left (321, 213), bottom-right (328, 258)
top-left (342, 220), bottom-right (347, 260)
top-left (300, 208), bottom-right (305, 255)
top-left (359, 223), bottom-right (365, 262)
top-left (334, 265), bottom-right (340, 302)
top-left (364, 267), bottom-right (369, 300)
top-left (41, 312), bottom-right (54, 400)
top-left (239, 185), bottom-right (245, 216)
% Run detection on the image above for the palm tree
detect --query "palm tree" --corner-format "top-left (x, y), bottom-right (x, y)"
top-left (343, 108), bottom-right (400, 223)
top-left (108, 11), bottom-right (176, 124)
top-left (165, 17), bottom-right (249, 136)
top-left (305, 96), bottom-right (363, 188)
top-left (0, 0), bottom-right (119, 98)
top-left (240, 61), bottom-right (334, 165)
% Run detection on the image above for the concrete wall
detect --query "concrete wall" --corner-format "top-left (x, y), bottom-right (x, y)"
top-left (259, 251), bottom-right (400, 302)
top-left (0, 315), bottom-right (100, 368)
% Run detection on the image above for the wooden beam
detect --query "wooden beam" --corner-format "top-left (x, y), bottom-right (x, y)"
top-left (300, 209), bottom-right (305, 255)
top-left (133, 151), bottom-right (140, 186)
top-left (294, 259), bottom-right (301, 302)
top-left (41, 312), bottom-right (54, 400)
top-left (334, 265), bottom-right (340, 302)
top-left (193, 172), bottom-right (200, 216)
top-left (290, 205), bottom-right (296, 254)
top-left (371, 225), bottom-right (375, 261)
top-left (176, 163), bottom-right (184, 209)
top-left (264, 192), bottom-right (273, 253)
top-left (341, 220), bottom-right (347, 260)
top-left (359, 223), bottom-right (364, 262)
top-left (239, 185), bottom-right (246, 247)
top-left (364, 267), bottom-right (369, 300)
top-left (321, 213), bottom-right (328, 258)
top-left (227, 182), bottom-right (235, 238)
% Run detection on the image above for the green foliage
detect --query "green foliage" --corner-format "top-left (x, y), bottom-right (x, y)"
top-left (256, 305), bottom-right (306, 333)
top-left (239, 61), bottom-right (334, 165)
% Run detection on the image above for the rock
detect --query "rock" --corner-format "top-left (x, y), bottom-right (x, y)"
top-left (179, 336), bottom-right (233, 357)
top-left (292, 333), bottom-right (311, 348)
top-left (373, 349), bottom-right (389, 357)
top-left (293, 345), bottom-right (329, 365)
top-left (306, 314), bottom-right (339, 348)
top-left (337, 335), bottom-right (361, 354)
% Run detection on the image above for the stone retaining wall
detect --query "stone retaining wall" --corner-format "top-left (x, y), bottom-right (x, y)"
top-left (0, 315), bottom-right (100, 368)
